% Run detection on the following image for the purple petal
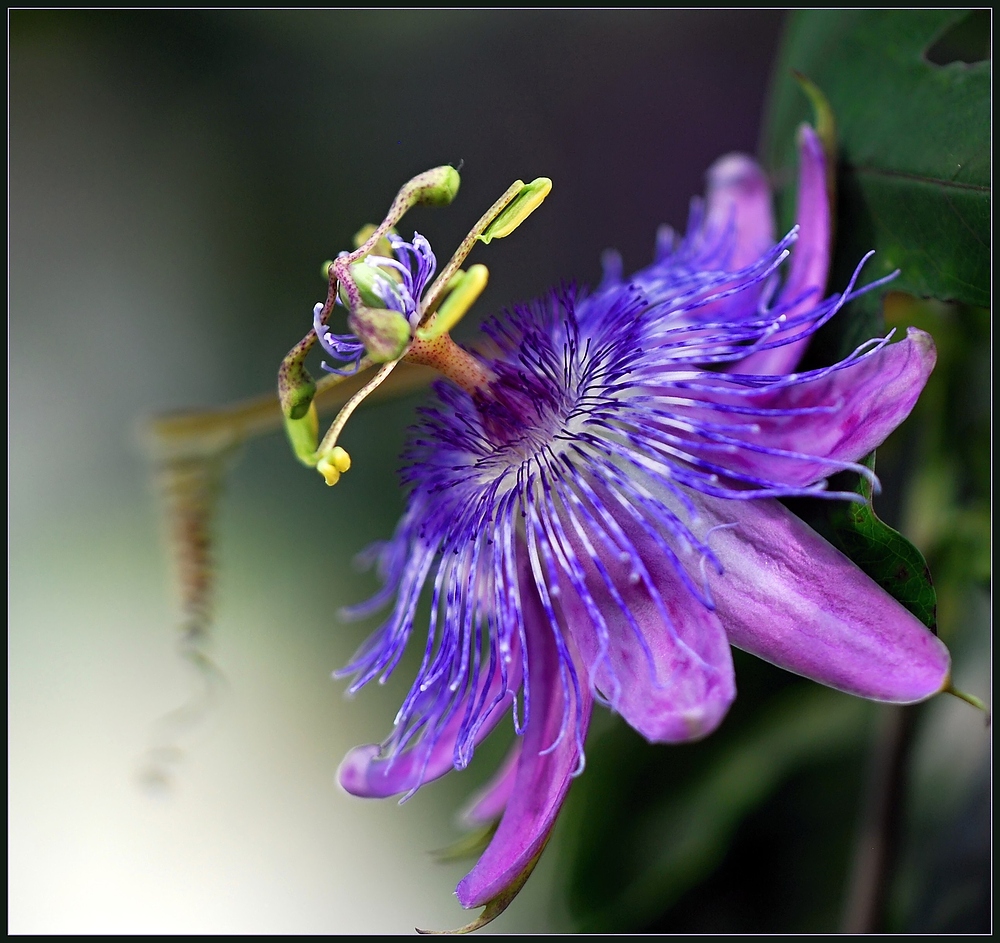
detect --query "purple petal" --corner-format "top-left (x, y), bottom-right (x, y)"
top-left (674, 328), bottom-right (936, 491)
top-left (553, 495), bottom-right (736, 743)
top-left (701, 153), bottom-right (775, 269)
top-left (459, 742), bottom-right (522, 826)
top-left (456, 578), bottom-right (593, 909)
top-left (338, 638), bottom-right (522, 799)
top-left (694, 493), bottom-right (950, 702)
top-left (625, 155), bottom-right (778, 332)
top-left (737, 124), bottom-right (830, 375)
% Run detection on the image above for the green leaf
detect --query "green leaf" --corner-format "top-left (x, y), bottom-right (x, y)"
top-left (429, 821), bottom-right (499, 864)
top-left (826, 452), bottom-right (937, 631)
top-left (761, 11), bottom-right (990, 353)
top-left (563, 684), bottom-right (869, 932)
top-left (418, 839), bottom-right (549, 935)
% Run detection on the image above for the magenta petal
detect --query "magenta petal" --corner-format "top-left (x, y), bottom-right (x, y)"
top-left (338, 641), bottom-right (522, 799)
top-left (553, 501), bottom-right (735, 743)
top-left (701, 153), bottom-right (775, 269)
top-left (781, 125), bottom-right (831, 306)
top-left (456, 579), bottom-right (593, 909)
top-left (738, 124), bottom-right (830, 376)
top-left (682, 328), bottom-right (936, 490)
top-left (695, 494), bottom-right (950, 702)
top-left (629, 153), bottom-right (776, 331)
top-left (459, 741), bottom-right (522, 826)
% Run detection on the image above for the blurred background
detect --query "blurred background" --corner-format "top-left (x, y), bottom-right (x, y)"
top-left (9, 10), bottom-right (988, 934)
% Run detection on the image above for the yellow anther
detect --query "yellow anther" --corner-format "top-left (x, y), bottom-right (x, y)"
top-left (329, 446), bottom-right (351, 473)
top-left (317, 446), bottom-right (352, 487)
top-left (478, 177), bottom-right (552, 245)
top-left (318, 463), bottom-right (341, 486)
top-left (418, 176), bottom-right (551, 318)
top-left (352, 224), bottom-right (396, 261)
top-left (417, 264), bottom-right (489, 341)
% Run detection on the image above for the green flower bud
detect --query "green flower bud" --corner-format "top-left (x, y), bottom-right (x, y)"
top-left (411, 165), bottom-right (461, 207)
top-left (339, 261), bottom-right (402, 310)
top-left (348, 306), bottom-right (411, 363)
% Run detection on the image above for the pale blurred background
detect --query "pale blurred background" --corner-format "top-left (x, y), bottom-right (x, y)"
top-left (10, 10), bottom-right (789, 933)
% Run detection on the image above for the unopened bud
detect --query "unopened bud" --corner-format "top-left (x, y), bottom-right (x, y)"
top-left (411, 165), bottom-right (461, 207)
top-left (339, 261), bottom-right (402, 310)
top-left (348, 306), bottom-right (411, 363)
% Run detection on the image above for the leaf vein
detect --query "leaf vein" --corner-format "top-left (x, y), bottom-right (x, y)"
top-left (847, 164), bottom-right (989, 193)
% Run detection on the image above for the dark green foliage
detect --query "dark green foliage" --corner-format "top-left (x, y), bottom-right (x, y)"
top-left (825, 454), bottom-right (937, 631)
top-left (763, 11), bottom-right (990, 357)
top-left (563, 658), bottom-right (871, 932)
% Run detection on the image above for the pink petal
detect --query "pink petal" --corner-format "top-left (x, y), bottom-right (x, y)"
top-left (628, 154), bottom-right (776, 331)
top-left (338, 640), bottom-right (522, 799)
top-left (551, 495), bottom-right (736, 743)
top-left (686, 154), bottom-right (776, 328)
top-left (694, 493), bottom-right (950, 702)
top-left (456, 577), bottom-right (593, 909)
top-left (459, 741), bottom-right (522, 826)
top-left (737, 123), bottom-right (831, 376)
top-left (675, 328), bottom-right (935, 491)
top-left (701, 153), bottom-right (775, 269)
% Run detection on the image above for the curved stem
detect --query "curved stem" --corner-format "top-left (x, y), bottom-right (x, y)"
top-left (145, 360), bottom-right (437, 463)
top-left (841, 703), bottom-right (918, 932)
top-left (419, 180), bottom-right (523, 319)
top-left (317, 360), bottom-right (400, 456)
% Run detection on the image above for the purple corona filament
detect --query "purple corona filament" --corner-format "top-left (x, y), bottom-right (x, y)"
top-left (313, 232), bottom-right (438, 375)
top-left (313, 300), bottom-right (367, 376)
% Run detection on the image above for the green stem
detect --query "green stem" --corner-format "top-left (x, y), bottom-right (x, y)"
top-left (419, 179), bottom-right (524, 320)
top-left (841, 703), bottom-right (917, 932)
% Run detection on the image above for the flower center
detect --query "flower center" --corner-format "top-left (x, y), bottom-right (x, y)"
top-left (477, 373), bottom-right (576, 463)
top-left (470, 315), bottom-right (604, 475)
